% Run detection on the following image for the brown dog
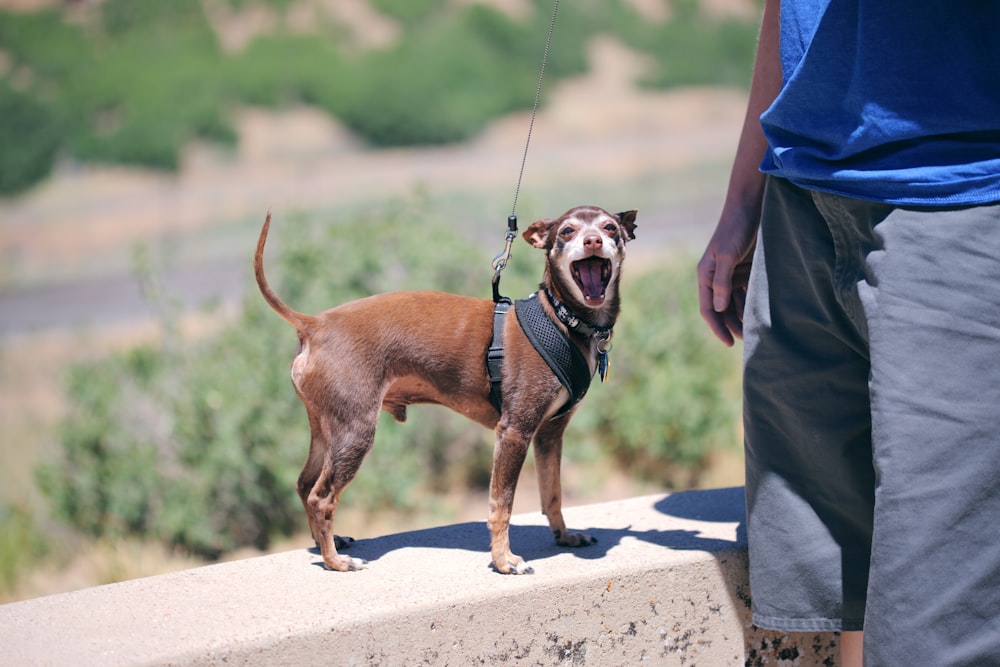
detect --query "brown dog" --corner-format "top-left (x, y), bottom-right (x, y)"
top-left (254, 205), bottom-right (637, 574)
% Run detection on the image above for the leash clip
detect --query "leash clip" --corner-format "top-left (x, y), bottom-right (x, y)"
top-left (491, 215), bottom-right (518, 302)
top-left (491, 232), bottom-right (515, 275)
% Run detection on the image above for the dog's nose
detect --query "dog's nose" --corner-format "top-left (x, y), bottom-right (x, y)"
top-left (583, 234), bottom-right (603, 250)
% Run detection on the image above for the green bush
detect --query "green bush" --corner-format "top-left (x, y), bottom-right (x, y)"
top-left (224, 34), bottom-right (345, 109)
top-left (0, 8), bottom-right (89, 81)
top-left (70, 0), bottom-right (233, 170)
top-left (333, 7), bottom-right (554, 146)
top-left (39, 204), bottom-right (741, 558)
top-left (0, 83), bottom-right (62, 195)
top-left (369, 0), bottom-right (447, 27)
top-left (632, 1), bottom-right (759, 89)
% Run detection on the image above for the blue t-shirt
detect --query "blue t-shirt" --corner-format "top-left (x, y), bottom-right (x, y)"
top-left (759, 0), bottom-right (1000, 206)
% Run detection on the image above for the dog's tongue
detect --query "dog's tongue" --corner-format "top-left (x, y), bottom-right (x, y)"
top-left (576, 258), bottom-right (605, 300)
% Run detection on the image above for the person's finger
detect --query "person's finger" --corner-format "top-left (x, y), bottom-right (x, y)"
top-left (723, 303), bottom-right (744, 341)
top-left (700, 291), bottom-right (737, 346)
top-left (710, 253), bottom-right (736, 313)
top-left (698, 255), bottom-right (735, 345)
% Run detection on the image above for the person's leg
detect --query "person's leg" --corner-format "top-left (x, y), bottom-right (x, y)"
top-left (743, 177), bottom-right (879, 633)
top-left (840, 631), bottom-right (864, 667)
top-left (853, 200), bottom-right (1000, 666)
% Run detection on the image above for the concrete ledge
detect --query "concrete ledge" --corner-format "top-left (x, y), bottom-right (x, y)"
top-left (0, 487), bottom-right (838, 665)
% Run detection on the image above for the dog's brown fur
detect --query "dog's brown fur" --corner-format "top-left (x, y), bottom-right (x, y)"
top-left (254, 205), bottom-right (637, 574)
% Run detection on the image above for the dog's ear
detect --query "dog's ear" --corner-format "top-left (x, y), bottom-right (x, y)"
top-left (616, 210), bottom-right (638, 241)
top-left (523, 218), bottom-right (555, 249)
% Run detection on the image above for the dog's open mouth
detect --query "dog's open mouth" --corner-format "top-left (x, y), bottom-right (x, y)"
top-left (572, 256), bottom-right (612, 304)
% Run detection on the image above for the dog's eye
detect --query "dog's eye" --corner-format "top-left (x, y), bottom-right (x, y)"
top-left (559, 226), bottom-right (575, 237)
top-left (604, 224), bottom-right (618, 233)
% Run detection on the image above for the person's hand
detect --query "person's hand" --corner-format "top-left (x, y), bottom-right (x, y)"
top-left (697, 208), bottom-right (757, 346)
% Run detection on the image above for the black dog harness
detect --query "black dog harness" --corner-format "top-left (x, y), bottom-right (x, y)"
top-left (487, 291), bottom-right (610, 418)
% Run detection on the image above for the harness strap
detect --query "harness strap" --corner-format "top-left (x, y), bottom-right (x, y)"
top-left (486, 294), bottom-right (600, 418)
top-left (487, 298), bottom-right (511, 412)
top-left (514, 294), bottom-right (593, 417)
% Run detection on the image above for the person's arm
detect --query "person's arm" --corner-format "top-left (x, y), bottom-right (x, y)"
top-left (697, 0), bottom-right (781, 346)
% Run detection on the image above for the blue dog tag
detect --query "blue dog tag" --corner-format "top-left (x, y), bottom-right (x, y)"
top-left (597, 350), bottom-right (609, 382)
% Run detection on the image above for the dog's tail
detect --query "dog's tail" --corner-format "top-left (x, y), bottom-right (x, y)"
top-left (254, 210), bottom-right (312, 331)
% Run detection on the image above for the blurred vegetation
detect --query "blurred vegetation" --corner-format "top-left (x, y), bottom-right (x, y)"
top-left (0, 0), bottom-right (758, 195)
top-left (36, 202), bottom-right (741, 560)
top-left (0, 503), bottom-right (48, 595)
top-left (574, 259), bottom-right (742, 487)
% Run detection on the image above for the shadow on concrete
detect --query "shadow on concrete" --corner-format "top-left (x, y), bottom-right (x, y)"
top-left (654, 485), bottom-right (748, 547)
top-left (313, 487), bottom-right (747, 570)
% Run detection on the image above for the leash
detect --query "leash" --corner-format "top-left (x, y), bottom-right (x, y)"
top-left (491, 0), bottom-right (560, 304)
top-left (487, 1), bottom-right (561, 413)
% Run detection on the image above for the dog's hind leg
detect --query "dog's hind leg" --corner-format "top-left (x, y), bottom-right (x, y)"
top-left (297, 412), bottom-right (326, 546)
top-left (307, 414), bottom-right (375, 572)
top-left (297, 412), bottom-right (354, 551)
top-left (533, 417), bottom-right (596, 549)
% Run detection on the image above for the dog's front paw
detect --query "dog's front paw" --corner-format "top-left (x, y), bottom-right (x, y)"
top-left (553, 529), bottom-right (597, 548)
top-left (323, 554), bottom-right (368, 572)
top-left (492, 554), bottom-right (535, 575)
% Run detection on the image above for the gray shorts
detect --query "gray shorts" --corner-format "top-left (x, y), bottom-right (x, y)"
top-left (743, 176), bottom-right (1000, 665)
